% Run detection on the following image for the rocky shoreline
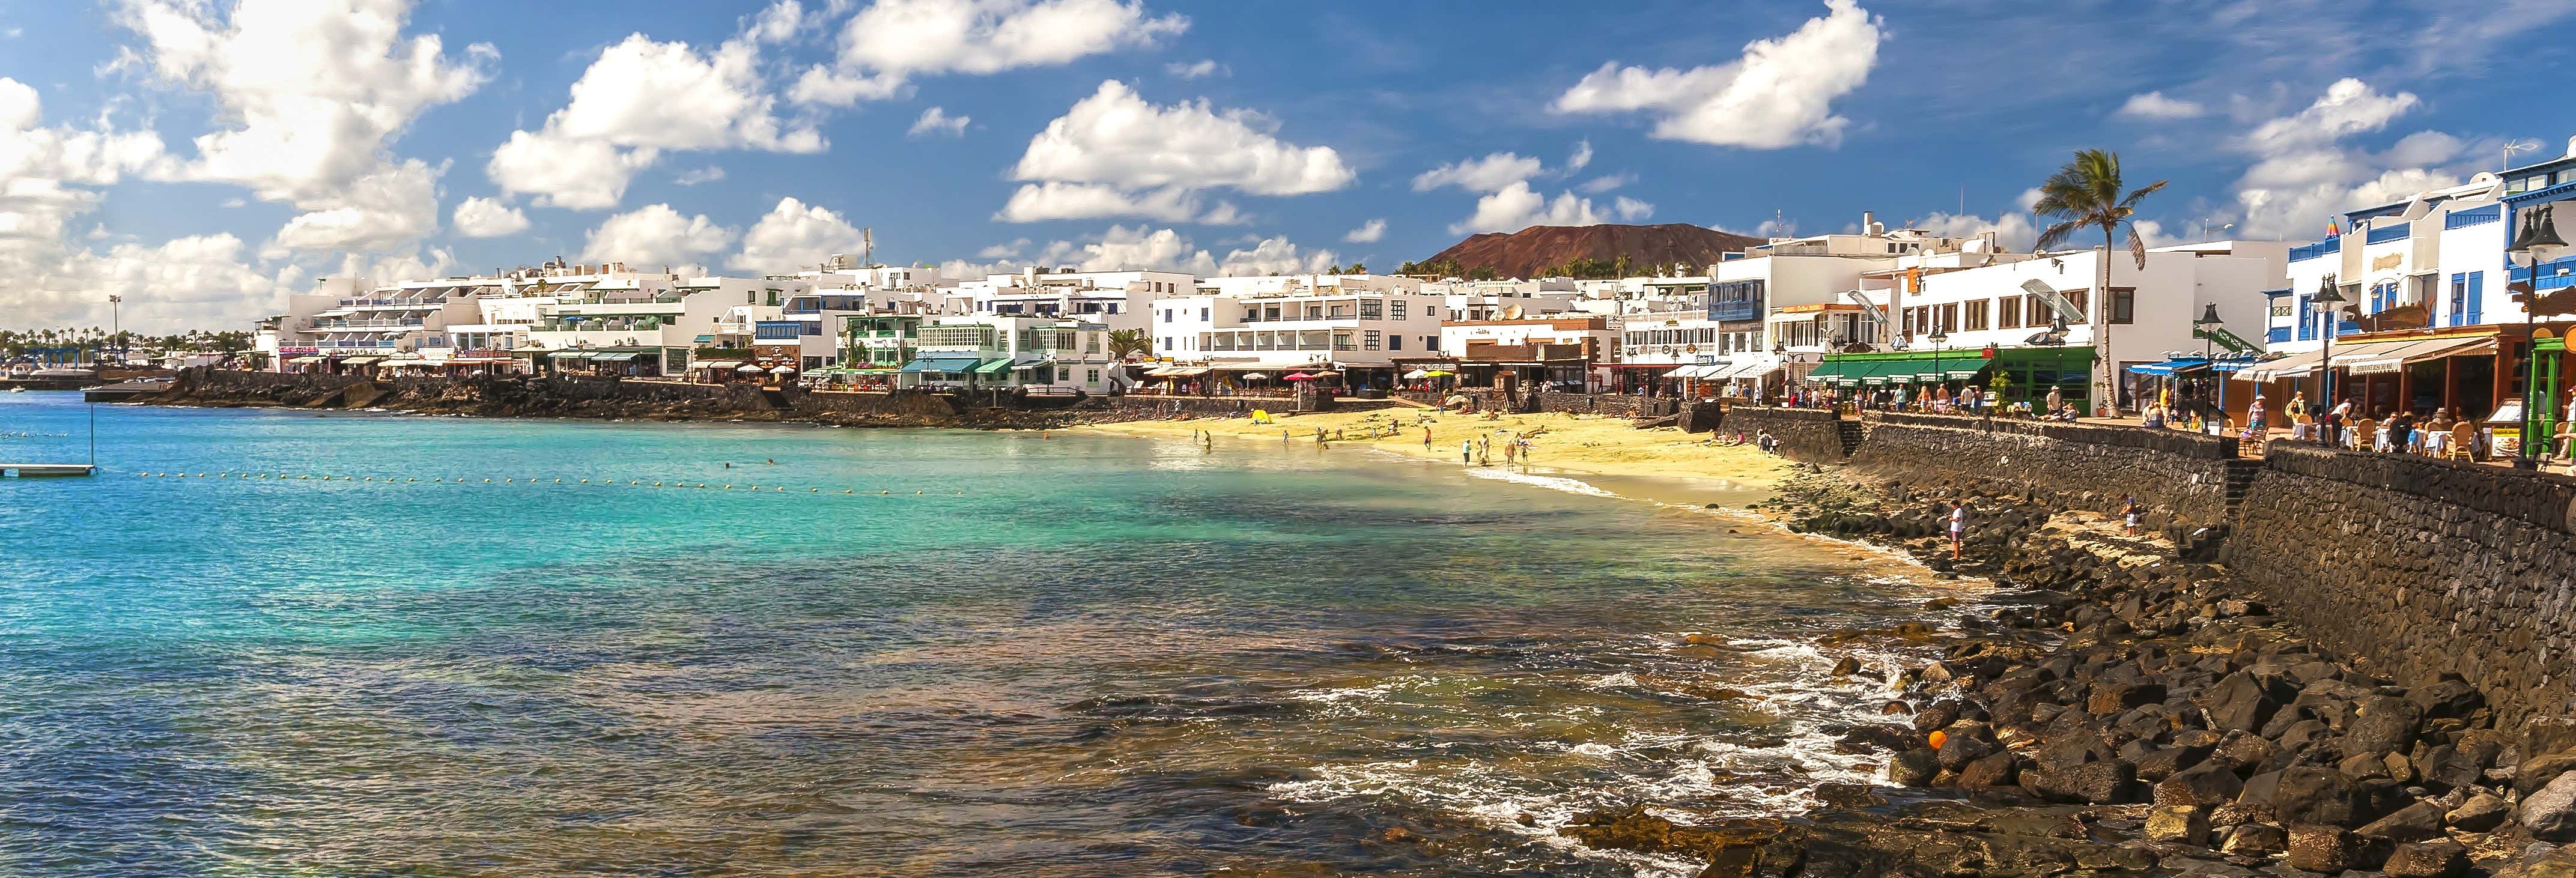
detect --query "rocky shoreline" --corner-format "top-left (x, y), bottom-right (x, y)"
top-left (1560, 468), bottom-right (2576, 877)
top-left (133, 372), bottom-right (1123, 430)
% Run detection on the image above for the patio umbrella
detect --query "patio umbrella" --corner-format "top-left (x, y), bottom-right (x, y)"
top-left (1423, 369), bottom-right (1455, 377)
top-left (1310, 370), bottom-right (1341, 378)
top-left (1283, 372), bottom-right (1315, 381)
top-left (1403, 369), bottom-right (1430, 380)
top-left (1239, 372), bottom-right (1268, 381)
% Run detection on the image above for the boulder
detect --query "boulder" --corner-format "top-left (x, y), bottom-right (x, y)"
top-left (2133, 743), bottom-right (2211, 783)
top-left (2220, 822), bottom-right (2286, 855)
top-left (2381, 839), bottom-right (2467, 878)
top-left (2155, 761), bottom-right (2245, 808)
top-left (2034, 731), bottom-right (2116, 773)
top-left (2145, 805), bottom-right (2211, 847)
top-left (2522, 769), bottom-right (2576, 841)
top-left (2446, 792), bottom-right (2511, 832)
top-left (2089, 682), bottom-right (2167, 716)
top-left (2356, 799), bottom-right (2450, 843)
top-left (1887, 748), bottom-right (1940, 787)
top-left (1958, 752), bottom-right (2019, 790)
top-left (2347, 695), bottom-right (2425, 756)
top-left (2405, 678), bottom-right (2482, 720)
top-left (2341, 751), bottom-right (2395, 781)
top-left (2285, 824), bottom-right (2352, 873)
top-left (2199, 671), bottom-right (2288, 733)
top-left (2214, 733), bottom-right (2279, 774)
top-left (2269, 766), bottom-right (2365, 828)
top-left (1935, 732), bottom-right (1995, 772)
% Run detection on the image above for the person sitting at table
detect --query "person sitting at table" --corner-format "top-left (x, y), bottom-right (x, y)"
top-left (2419, 409), bottom-right (2453, 454)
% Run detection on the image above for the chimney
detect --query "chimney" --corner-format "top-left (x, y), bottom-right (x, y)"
top-left (1862, 211), bottom-right (1874, 234)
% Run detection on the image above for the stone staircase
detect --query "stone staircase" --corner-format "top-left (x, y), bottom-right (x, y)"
top-left (2220, 458), bottom-right (2263, 506)
top-left (1835, 419), bottom-right (1869, 458)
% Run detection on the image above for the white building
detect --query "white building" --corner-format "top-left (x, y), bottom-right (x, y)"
top-left (260, 276), bottom-right (499, 371)
top-left (1149, 275), bottom-right (1449, 389)
top-left (901, 313), bottom-right (1122, 394)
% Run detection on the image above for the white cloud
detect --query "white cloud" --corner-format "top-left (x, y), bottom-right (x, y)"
top-left (1341, 218), bottom-right (1386, 244)
top-left (908, 106), bottom-right (969, 137)
top-left (1910, 210), bottom-right (2036, 252)
top-left (1217, 234), bottom-right (1337, 276)
top-left (977, 237), bottom-right (1031, 258)
top-left (1000, 80), bottom-right (1348, 223)
top-left (730, 196), bottom-right (867, 271)
top-left (1165, 59), bottom-right (1222, 79)
top-left (2228, 78), bottom-right (2474, 240)
top-left (1410, 149), bottom-right (1649, 234)
top-left (1553, 0), bottom-right (1881, 149)
top-left (791, 0), bottom-right (1188, 106)
top-left (490, 31), bottom-right (821, 210)
top-left (1411, 152), bottom-right (1545, 193)
top-left (1576, 172), bottom-right (1636, 193)
top-left (579, 203), bottom-right (735, 265)
top-left (749, 0), bottom-right (806, 43)
top-left (2114, 91), bottom-right (2205, 120)
top-left (1033, 224), bottom-right (1217, 274)
top-left (451, 196), bottom-right (530, 238)
top-left (674, 165), bottom-right (726, 186)
top-left (1567, 139), bottom-right (1593, 172)
top-left (111, 0), bottom-right (493, 253)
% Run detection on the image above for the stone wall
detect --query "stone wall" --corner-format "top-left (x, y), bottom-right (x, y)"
top-left (1713, 405), bottom-right (1848, 464)
top-left (2228, 444), bottom-right (2576, 730)
top-left (1395, 389), bottom-right (1677, 419)
top-left (1844, 411), bottom-right (2246, 528)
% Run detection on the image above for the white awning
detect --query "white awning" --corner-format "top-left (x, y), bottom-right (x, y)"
top-left (770, 366), bottom-right (798, 375)
top-left (689, 360), bottom-right (743, 369)
top-left (2237, 348), bottom-right (2328, 381)
top-left (735, 363), bottom-right (765, 372)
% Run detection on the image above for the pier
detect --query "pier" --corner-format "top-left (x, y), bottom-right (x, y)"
top-left (1, 464), bottom-right (96, 478)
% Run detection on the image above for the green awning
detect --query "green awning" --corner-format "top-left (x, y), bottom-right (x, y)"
top-left (591, 352), bottom-right (641, 363)
top-left (901, 357), bottom-right (982, 374)
top-left (972, 359), bottom-right (1016, 375)
top-left (550, 351), bottom-right (597, 360)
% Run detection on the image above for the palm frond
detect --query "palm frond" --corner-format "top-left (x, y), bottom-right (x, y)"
top-left (2117, 179), bottom-right (2169, 211)
top-left (2125, 226), bottom-right (2149, 268)
top-left (2034, 219), bottom-right (2085, 253)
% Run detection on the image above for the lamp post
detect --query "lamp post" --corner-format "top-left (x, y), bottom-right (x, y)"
top-left (1928, 327), bottom-right (1949, 412)
top-left (108, 294), bottom-right (122, 367)
top-left (2310, 275), bottom-right (2348, 446)
top-left (2508, 205), bottom-right (2567, 468)
top-left (2195, 304), bottom-right (2223, 429)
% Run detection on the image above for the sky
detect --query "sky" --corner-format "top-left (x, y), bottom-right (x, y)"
top-left (2, 0), bottom-right (2573, 333)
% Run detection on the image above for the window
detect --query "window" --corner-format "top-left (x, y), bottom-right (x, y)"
top-left (1391, 301), bottom-right (1408, 319)
top-left (2465, 271), bottom-right (2484, 324)
top-left (1900, 307), bottom-right (1915, 336)
top-left (1361, 300), bottom-right (1382, 319)
top-left (1087, 368), bottom-right (1101, 384)
top-left (1364, 330), bottom-right (1381, 350)
top-left (2028, 295), bottom-right (2050, 327)
top-left (1162, 308), bottom-right (1173, 323)
top-left (1964, 298), bottom-right (1989, 331)
top-left (1937, 303), bottom-right (1958, 333)
top-left (1389, 335), bottom-right (1403, 351)
top-left (1997, 295), bottom-right (2022, 329)
top-left (1424, 336), bottom-right (1439, 351)
top-left (1200, 307), bottom-right (1210, 320)
top-left (2067, 289), bottom-right (2089, 319)
top-left (1162, 336), bottom-right (1172, 350)
top-left (2109, 289), bottom-right (2134, 324)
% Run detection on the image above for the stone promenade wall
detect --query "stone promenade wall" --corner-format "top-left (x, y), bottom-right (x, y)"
top-left (1395, 389), bottom-right (1677, 419)
top-left (1845, 411), bottom-right (2245, 528)
top-left (2228, 444), bottom-right (2576, 730)
top-left (1713, 405), bottom-right (1847, 464)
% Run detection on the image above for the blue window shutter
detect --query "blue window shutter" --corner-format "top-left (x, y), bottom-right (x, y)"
top-left (2467, 271), bottom-right (2483, 324)
top-left (2296, 295), bottom-right (2314, 341)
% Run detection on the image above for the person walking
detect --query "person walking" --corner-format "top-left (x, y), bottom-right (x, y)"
top-left (1460, 438), bottom-right (1474, 465)
top-left (2121, 495), bottom-right (2141, 536)
top-left (1423, 425), bottom-right (1433, 449)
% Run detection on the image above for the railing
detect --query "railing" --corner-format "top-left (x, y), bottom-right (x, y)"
top-left (2511, 256), bottom-right (2576, 290)
top-left (2288, 238), bottom-right (2341, 262)
top-left (2266, 327), bottom-right (2291, 344)
top-left (2366, 223), bottom-right (2411, 244)
top-left (308, 318), bottom-right (424, 329)
top-left (1709, 301), bottom-right (1763, 322)
top-left (2446, 205), bottom-right (2502, 229)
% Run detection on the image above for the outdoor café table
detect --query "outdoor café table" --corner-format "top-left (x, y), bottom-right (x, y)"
top-left (2419, 430), bottom-right (2449, 456)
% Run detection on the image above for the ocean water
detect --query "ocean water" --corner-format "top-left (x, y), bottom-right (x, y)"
top-left (0, 393), bottom-right (1963, 876)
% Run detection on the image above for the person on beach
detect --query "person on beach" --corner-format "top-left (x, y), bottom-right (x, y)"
top-left (2046, 386), bottom-right (2062, 416)
top-left (1948, 501), bottom-right (1968, 560)
top-left (1503, 440), bottom-right (1517, 465)
top-left (1423, 425), bottom-right (1433, 449)
top-left (2122, 495), bottom-right (2141, 536)
top-left (1461, 439), bottom-right (1474, 465)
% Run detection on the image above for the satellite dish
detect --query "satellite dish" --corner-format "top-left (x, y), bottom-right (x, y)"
top-left (1502, 303), bottom-right (1525, 320)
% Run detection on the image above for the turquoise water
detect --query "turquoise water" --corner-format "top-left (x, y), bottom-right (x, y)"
top-left (1, 393), bottom-right (1952, 876)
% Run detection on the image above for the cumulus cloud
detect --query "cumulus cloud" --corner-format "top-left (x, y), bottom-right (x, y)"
top-left (1567, 139), bottom-right (1593, 172)
top-left (989, 225), bottom-right (1337, 276)
top-left (1216, 234), bottom-right (1337, 276)
top-left (1341, 218), bottom-right (1386, 243)
top-left (791, 0), bottom-right (1188, 106)
top-left (1911, 211), bottom-right (2037, 252)
top-left (998, 80), bottom-right (1348, 223)
top-left (730, 196), bottom-right (867, 271)
top-left (1165, 59), bottom-right (1223, 79)
top-left (977, 238), bottom-right (1031, 259)
top-left (2114, 91), bottom-right (2205, 120)
top-left (490, 31), bottom-right (822, 210)
top-left (579, 204), bottom-right (735, 265)
top-left (1553, 0), bottom-right (1881, 149)
top-left (1411, 150), bottom-right (1654, 234)
top-left (1577, 172), bottom-right (1636, 193)
top-left (907, 106), bottom-right (969, 137)
top-left (450, 196), bottom-right (530, 238)
top-left (112, 0), bottom-right (494, 253)
top-left (1411, 153), bottom-right (1545, 193)
top-left (747, 0), bottom-right (806, 43)
top-left (2229, 78), bottom-right (2473, 240)
top-left (674, 165), bottom-right (726, 186)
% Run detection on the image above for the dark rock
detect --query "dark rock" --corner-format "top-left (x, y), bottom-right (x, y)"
top-left (2285, 824), bottom-right (2352, 873)
top-left (2348, 695), bottom-right (2425, 756)
top-left (2145, 805), bottom-right (2211, 847)
top-left (2133, 743), bottom-right (2211, 783)
top-left (1934, 731), bottom-right (1995, 772)
top-left (2034, 731), bottom-right (2116, 772)
top-left (1887, 748), bottom-right (1940, 787)
top-left (1830, 655), bottom-right (1862, 677)
top-left (2269, 766), bottom-right (2365, 828)
top-left (2214, 734), bottom-right (2278, 773)
top-left (2341, 751), bottom-right (2395, 781)
top-left (2199, 672), bottom-right (2288, 733)
top-left (2356, 799), bottom-right (2449, 843)
top-left (1911, 701), bottom-right (1960, 733)
top-left (2445, 792), bottom-right (2511, 832)
top-left (2156, 761), bottom-right (2246, 808)
top-left (2025, 759), bottom-right (2135, 804)
top-left (1958, 752), bottom-right (2019, 790)
top-left (2221, 822), bottom-right (2286, 855)
top-left (2405, 679), bottom-right (2482, 720)
top-left (2089, 682), bottom-right (2167, 716)
top-left (2381, 838), bottom-right (2467, 877)
top-left (1835, 724), bottom-right (1919, 754)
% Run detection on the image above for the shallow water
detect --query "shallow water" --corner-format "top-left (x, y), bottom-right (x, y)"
top-left (0, 393), bottom-right (1964, 876)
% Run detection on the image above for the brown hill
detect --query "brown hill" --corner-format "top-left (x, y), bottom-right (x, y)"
top-left (1412, 223), bottom-right (1764, 279)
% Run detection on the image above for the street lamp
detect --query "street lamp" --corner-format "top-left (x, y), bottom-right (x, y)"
top-left (108, 294), bottom-right (122, 367)
top-left (2311, 275), bottom-right (2348, 446)
top-left (2508, 205), bottom-right (2567, 468)
top-left (2195, 304), bottom-right (2223, 428)
top-left (1928, 327), bottom-right (1949, 411)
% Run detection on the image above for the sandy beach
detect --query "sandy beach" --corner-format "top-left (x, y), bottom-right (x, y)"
top-left (1078, 404), bottom-right (1799, 493)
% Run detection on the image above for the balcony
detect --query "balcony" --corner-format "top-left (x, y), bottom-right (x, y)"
top-left (1709, 300), bottom-right (1763, 322)
top-left (2446, 205), bottom-right (2502, 229)
top-left (2266, 326), bottom-right (2291, 344)
top-left (307, 318), bottom-right (424, 330)
top-left (2288, 238), bottom-right (2342, 262)
top-left (2365, 223), bottom-right (2411, 244)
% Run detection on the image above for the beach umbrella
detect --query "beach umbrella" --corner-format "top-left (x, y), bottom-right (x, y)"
top-left (1424, 369), bottom-right (1455, 377)
top-left (1240, 372), bottom-right (1268, 381)
top-left (1310, 370), bottom-right (1341, 378)
top-left (1403, 369), bottom-right (1430, 380)
top-left (1284, 372), bottom-right (1315, 381)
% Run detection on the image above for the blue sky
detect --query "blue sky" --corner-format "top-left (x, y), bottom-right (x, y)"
top-left (3, 0), bottom-right (2572, 332)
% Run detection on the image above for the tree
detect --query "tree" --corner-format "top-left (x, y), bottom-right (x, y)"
top-left (2034, 148), bottom-right (2166, 416)
top-left (1466, 265), bottom-right (1499, 281)
top-left (1346, 261), bottom-right (1365, 274)
top-left (1106, 328), bottom-right (1152, 361)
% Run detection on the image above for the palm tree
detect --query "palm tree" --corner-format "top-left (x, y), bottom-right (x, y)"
top-left (2034, 148), bottom-right (2167, 415)
top-left (1105, 328), bottom-right (1152, 362)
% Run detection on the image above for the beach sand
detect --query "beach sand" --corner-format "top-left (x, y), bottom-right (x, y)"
top-left (1078, 404), bottom-right (1799, 494)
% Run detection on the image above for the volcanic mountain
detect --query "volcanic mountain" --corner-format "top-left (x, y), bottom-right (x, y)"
top-left (1415, 223), bottom-right (1765, 279)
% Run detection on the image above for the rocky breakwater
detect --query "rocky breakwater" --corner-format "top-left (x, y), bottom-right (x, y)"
top-left (1558, 471), bottom-right (2576, 877)
top-left (142, 369), bottom-right (1102, 429)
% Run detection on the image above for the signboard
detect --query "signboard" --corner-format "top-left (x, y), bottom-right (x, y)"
top-left (2020, 280), bottom-right (2085, 324)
